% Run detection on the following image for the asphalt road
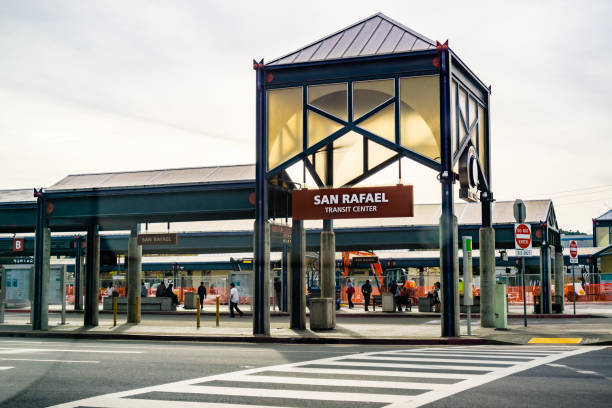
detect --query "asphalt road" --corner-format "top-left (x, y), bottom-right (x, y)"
top-left (0, 339), bottom-right (609, 407)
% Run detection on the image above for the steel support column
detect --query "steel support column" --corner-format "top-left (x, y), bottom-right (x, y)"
top-left (439, 47), bottom-right (459, 337)
top-left (290, 219), bottom-right (306, 329)
top-left (554, 247), bottom-right (564, 312)
top-left (32, 193), bottom-right (50, 330)
top-left (540, 243), bottom-right (552, 314)
top-left (282, 243), bottom-right (288, 312)
top-left (74, 235), bottom-right (83, 311)
top-left (321, 220), bottom-right (336, 299)
top-left (84, 224), bottom-right (100, 326)
top-left (127, 225), bottom-right (142, 323)
top-left (480, 194), bottom-right (496, 327)
top-left (253, 60), bottom-right (270, 336)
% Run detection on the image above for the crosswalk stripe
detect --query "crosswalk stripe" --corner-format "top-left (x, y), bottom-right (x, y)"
top-left (369, 352), bottom-right (536, 360)
top-left (150, 384), bottom-right (398, 403)
top-left (350, 355), bottom-right (523, 365)
top-left (49, 345), bottom-right (605, 408)
top-left (55, 398), bottom-right (288, 408)
top-left (312, 360), bottom-right (496, 371)
top-left (218, 373), bottom-right (442, 390)
top-left (275, 366), bottom-right (478, 379)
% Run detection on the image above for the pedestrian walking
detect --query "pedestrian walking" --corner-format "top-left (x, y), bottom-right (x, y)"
top-left (273, 277), bottom-right (281, 311)
top-left (106, 283), bottom-right (113, 297)
top-left (395, 284), bottom-right (403, 312)
top-left (197, 281), bottom-right (207, 310)
top-left (141, 282), bottom-right (147, 297)
top-left (229, 282), bottom-right (243, 317)
top-left (346, 279), bottom-right (355, 309)
top-left (361, 279), bottom-right (372, 311)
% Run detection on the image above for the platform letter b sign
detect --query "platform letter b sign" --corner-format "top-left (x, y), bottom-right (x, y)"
top-left (13, 238), bottom-right (24, 252)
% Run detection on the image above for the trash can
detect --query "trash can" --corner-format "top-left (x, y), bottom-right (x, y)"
top-left (418, 297), bottom-right (433, 312)
top-left (183, 292), bottom-right (198, 309)
top-left (382, 293), bottom-right (395, 312)
top-left (533, 295), bottom-right (541, 314)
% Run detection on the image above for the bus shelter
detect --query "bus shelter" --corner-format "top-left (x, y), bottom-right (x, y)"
top-left (254, 13), bottom-right (494, 336)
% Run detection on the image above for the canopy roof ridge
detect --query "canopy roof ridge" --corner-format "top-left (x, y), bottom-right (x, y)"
top-left (595, 208), bottom-right (612, 221)
top-left (267, 12), bottom-right (436, 66)
top-left (58, 163), bottom-right (255, 178)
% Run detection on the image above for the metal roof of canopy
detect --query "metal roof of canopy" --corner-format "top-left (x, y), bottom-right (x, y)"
top-left (47, 164), bottom-right (255, 192)
top-left (595, 209), bottom-right (612, 221)
top-left (268, 13), bottom-right (435, 66)
top-left (0, 189), bottom-right (36, 204)
top-left (0, 165), bottom-right (292, 232)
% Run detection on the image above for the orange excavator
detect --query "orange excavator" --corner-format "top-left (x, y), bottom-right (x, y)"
top-left (341, 251), bottom-right (385, 294)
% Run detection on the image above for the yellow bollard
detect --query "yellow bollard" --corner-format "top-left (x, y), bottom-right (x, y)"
top-left (136, 296), bottom-right (140, 324)
top-left (113, 296), bottom-right (117, 327)
top-left (216, 296), bottom-right (220, 327)
top-left (196, 303), bottom-right (201, 329)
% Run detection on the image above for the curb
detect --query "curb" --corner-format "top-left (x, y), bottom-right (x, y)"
top-left (0, 330), bottom-right (512, 345)
top-left (4, 310), bottom-right (599, 319)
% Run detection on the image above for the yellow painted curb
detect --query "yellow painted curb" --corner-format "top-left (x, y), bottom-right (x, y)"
top-left (528, 338), bottom-right (582, 344)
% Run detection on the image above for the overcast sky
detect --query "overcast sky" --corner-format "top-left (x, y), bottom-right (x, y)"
top-left (0, 0), bottom-right (611, 233)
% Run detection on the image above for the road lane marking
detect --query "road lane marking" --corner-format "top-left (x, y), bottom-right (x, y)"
top-left (0, 358), bottom-right (99, 364)
top-left (49, 346), bottom-right (605, 408)
top-left (0, 347), bottom-right (142, 354)
top-left (0, 366), bottom-right (14, 370)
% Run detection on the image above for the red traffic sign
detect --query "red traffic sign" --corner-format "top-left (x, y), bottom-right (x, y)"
top-left (514, 223), bottom-right (532, 250)
top-left (569, 240), bottom-right (578, 258)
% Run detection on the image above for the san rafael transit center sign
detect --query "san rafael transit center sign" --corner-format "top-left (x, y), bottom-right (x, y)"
top-left (292, 185), bottom-right (413, 220)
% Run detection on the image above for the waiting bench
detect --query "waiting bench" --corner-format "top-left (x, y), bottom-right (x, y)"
top-left (102, 296), bottom-right (175, 312)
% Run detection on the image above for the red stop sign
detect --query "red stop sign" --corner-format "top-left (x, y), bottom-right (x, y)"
top-left (569, 240), bottom-right (578, 258)
top-left (515, 223), bottom-right (532, 249)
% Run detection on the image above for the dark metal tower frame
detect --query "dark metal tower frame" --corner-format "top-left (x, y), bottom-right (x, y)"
top-left (254, 17), bottom-right (492, 336)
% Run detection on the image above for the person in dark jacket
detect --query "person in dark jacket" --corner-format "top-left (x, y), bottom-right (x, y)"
top-left (156, 281), bottom-right (166, 298)
top-left (361, 280), bottom-right (372, 311)
top-left (273, 278), bottom-right (281, 310)
top-left (166, 283), bottom-right (179, 307)
top-left (197, 282), bottom-right (207, 310)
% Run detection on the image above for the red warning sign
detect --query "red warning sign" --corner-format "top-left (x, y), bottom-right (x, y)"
top-left (514, 223), bottom-right (532, 250)
top-left (569, 240), bottom-right (578, 259)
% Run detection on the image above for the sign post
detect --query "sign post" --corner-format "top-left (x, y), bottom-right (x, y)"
top-left (462, 236), bottom-right (473, 335)
top-left (569, 240), bottom-right (578, 315)
top-left (513, 199), bottom-right (528, 327)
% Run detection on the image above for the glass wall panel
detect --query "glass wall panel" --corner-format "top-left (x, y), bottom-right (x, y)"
top-left (368, 140), bottom-right (396, 171)
top-left (468, 96), bottom-right (477, 128)
top-left (308, 110), bottom-right (343, 147)
top-left (596, 226), bottom-right (610, 247)
top-left (353, 79), bottom-right (394, 120)
top-left (308, 83), bottom-right (347, 120)
top-left (399, 75), bottom-right (441, 162)
top-left (313, 149), bottom-right (327, 186)
top-left (470, 125), bottom-right (477, 149)
top-left (357, 103), bottom-right (395, 142)
top-left (451, 81), bottom-right (457, 155)
top-left (458, 86), bottom-right (468, 143)
top-left (333, 131), bottom-right (364, 187)
top-left (267, 87), bottom-right (303, 170)
top-left (478, 105), bottom-right (486, 168)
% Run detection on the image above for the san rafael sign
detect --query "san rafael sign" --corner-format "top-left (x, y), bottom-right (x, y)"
top-left (292, 185), bottom-right (413, 220)
top-left (137, 233), bottom-right (178, 246)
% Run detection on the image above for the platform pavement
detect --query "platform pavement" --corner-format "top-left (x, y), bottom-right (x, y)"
top-left (0, 304), bottom-right (610, 346)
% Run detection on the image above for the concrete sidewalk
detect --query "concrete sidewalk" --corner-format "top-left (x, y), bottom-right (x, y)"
top-left (1, 307), bottom-right (610, 346)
